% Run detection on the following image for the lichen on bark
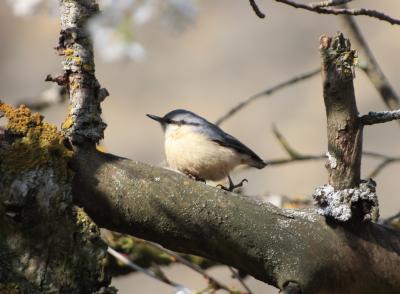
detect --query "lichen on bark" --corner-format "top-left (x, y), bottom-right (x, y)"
top-left (0, 102), bottom-right (114, 293)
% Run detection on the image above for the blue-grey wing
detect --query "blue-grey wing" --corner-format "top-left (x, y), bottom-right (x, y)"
top-left (198, 122), bottom-right (266, 168)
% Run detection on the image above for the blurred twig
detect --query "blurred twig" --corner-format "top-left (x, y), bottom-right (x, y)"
top-left (228, 266), bottom-right (253, 294)
top-left (215, 68), bottom-right (320, 126)
top-left (266, 125), bottom-right (400, 178)
top-left (275, 0), bottom-right (400, 25)
top-left (367, 157), bottom-right (400, 178)
top-left (143, 240), bottom-right (235, 293)
top-left (266, 125), bottom-right (326, 165)
top-left (107, 247), bottom-right (187, 290)
top-left (338, 13), bottom-right (400, 114)
top-left (248, 0), bottom-right (266, 18)
top-left (16, 85), bottom-right (67, 112)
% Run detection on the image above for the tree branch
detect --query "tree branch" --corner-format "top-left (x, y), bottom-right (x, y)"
top-left (275, 0), bottom-right (400, 25)
top-left (360, 110), bottom-right (400, 126)
top-left (71, 147), bottom-right (400, 293)
top-left (310, 0), bottom-right (354, 8)
top-left (248, 0), bottom-right (266, 18)
top-left (53, 0), bottom-right (108, 145)
top-left (338, 13), bottom-right (400, 113)
top-left (320, 32), bottom-right (362, 189)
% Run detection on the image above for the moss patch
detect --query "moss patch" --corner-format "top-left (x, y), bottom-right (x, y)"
top-left (0, 102), bottom-right (72, 180)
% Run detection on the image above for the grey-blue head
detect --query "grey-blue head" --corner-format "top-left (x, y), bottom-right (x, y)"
top-left (146, 109), bottom-right (208, 132)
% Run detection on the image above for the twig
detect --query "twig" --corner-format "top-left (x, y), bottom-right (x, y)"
top-left (360, 110), bottom-right (400, 126)
top-left (272, 124), bottom-right (302, 158)
top-left (248, 0), bottom-right (266, 18)
top-left (215, 68), bottom-right (320, 126)
top-left (142, 240), bottom-right (233, 292)
top-left (266, 125), bottom-right (400, 179)
top-left (275, 0), bottom-right (400, 26)
top-left (368, 157), bottom-right (400, 178)
top-left (107, 247), bottom-right (187, 289)
top-left (382, 212), bottom-right (400, 226)
top-left (310, 0), bottom-right (354, 8)
top-left (266, 155), bottom-right (326, 165)
top-left (16, 86), bottom-right (67, 111)
top-left (228, 266), bottom-right (253, 294)
top-left (338, 13), bottom-right (400, 113)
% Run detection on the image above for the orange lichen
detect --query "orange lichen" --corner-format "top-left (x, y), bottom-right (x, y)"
top-left (0, 102), bottom-right (72, 180)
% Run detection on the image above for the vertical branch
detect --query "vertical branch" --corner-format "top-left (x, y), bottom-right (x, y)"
top-left (319, 32), bottom-right (362, 189)
top-left (57, 0), bottom-right (108, 146)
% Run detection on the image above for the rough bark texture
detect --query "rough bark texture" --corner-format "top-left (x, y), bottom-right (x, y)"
top-left (320, 33), bottom-right (362, 190)
top-left (72, 147), bottom-right (400, 294)
top-left (0, 103), bottom-right (113, 293)
top-left (57, 0), bottom-right (108, 145)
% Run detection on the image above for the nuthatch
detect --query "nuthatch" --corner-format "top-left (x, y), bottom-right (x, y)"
top-left (147, 109), bottom-right (266, 191)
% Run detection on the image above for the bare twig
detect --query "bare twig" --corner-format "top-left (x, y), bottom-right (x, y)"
top-left (382, 212), bottom-right (400, 228)
top-left (310, 0), bottom-right (354, 8)
top-left (143, 240), bottom-right (233, 292)
top-left (248, 0), bottom-right (266, 18)
top-left (107, 247), bottom-right (188, 290)
top-left (215, 68), bottom-right (320, 126)
top-left (16, 86), bottom-right (67, 112)
top-left (339, 14), bottom-right (400, 113)
top-left (269, 124), bottom-right (399, 178)
top-left (275, 0), bottom-right (400, 25)
top-left (228, 266), bottom-right (253, 294)
top-left (360, 110), bottom-right (400, 126)
top-left (368, 157), bottom-right (400, 178)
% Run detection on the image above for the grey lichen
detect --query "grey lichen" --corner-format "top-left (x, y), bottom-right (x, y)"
top-left (313, 179), bottom-right (379, 222)
top-left (326, 151), bottom-right (337, 169)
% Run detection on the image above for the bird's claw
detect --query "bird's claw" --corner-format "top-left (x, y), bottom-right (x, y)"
top-left (217, 178), bottom-right (248, 192)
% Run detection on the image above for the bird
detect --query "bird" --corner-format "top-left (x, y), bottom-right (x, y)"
top-left (147, 109), bottom-right (266, 191)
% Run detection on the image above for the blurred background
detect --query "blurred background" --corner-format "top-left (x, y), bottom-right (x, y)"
top-left (1, 0), bottom-right (399, 293)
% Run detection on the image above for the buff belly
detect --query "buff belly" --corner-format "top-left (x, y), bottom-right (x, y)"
top-left (165, 127), bottom-right (242, 181)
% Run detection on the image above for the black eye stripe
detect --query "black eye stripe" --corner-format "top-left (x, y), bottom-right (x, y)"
top-left (167, 119), bottom-right (200, 127)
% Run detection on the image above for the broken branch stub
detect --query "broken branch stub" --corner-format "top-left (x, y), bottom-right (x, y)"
top-left (315, 32), bottom-right (380, 222)
top-left (319, 32), bottom-right (362, 190)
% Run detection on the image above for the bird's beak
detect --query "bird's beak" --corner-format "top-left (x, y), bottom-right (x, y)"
top-left (146, 114), bottom-right (164, 124)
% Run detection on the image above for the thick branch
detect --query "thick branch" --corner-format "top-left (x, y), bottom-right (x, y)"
top-left (72, 148), bottom-right (400, 293)
top-left (320, 33), bottom-right (362, 189)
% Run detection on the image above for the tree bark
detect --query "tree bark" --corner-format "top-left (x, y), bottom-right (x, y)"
top-left (72, 147), bottom-right (400, 294)
top-left (0, 104), bottom-right (113, 293)
top-left (57, 0), bottom-right (108, 145)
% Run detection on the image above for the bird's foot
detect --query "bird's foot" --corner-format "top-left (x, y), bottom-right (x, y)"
top-left (217, 177), bottom-right (248, 192)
